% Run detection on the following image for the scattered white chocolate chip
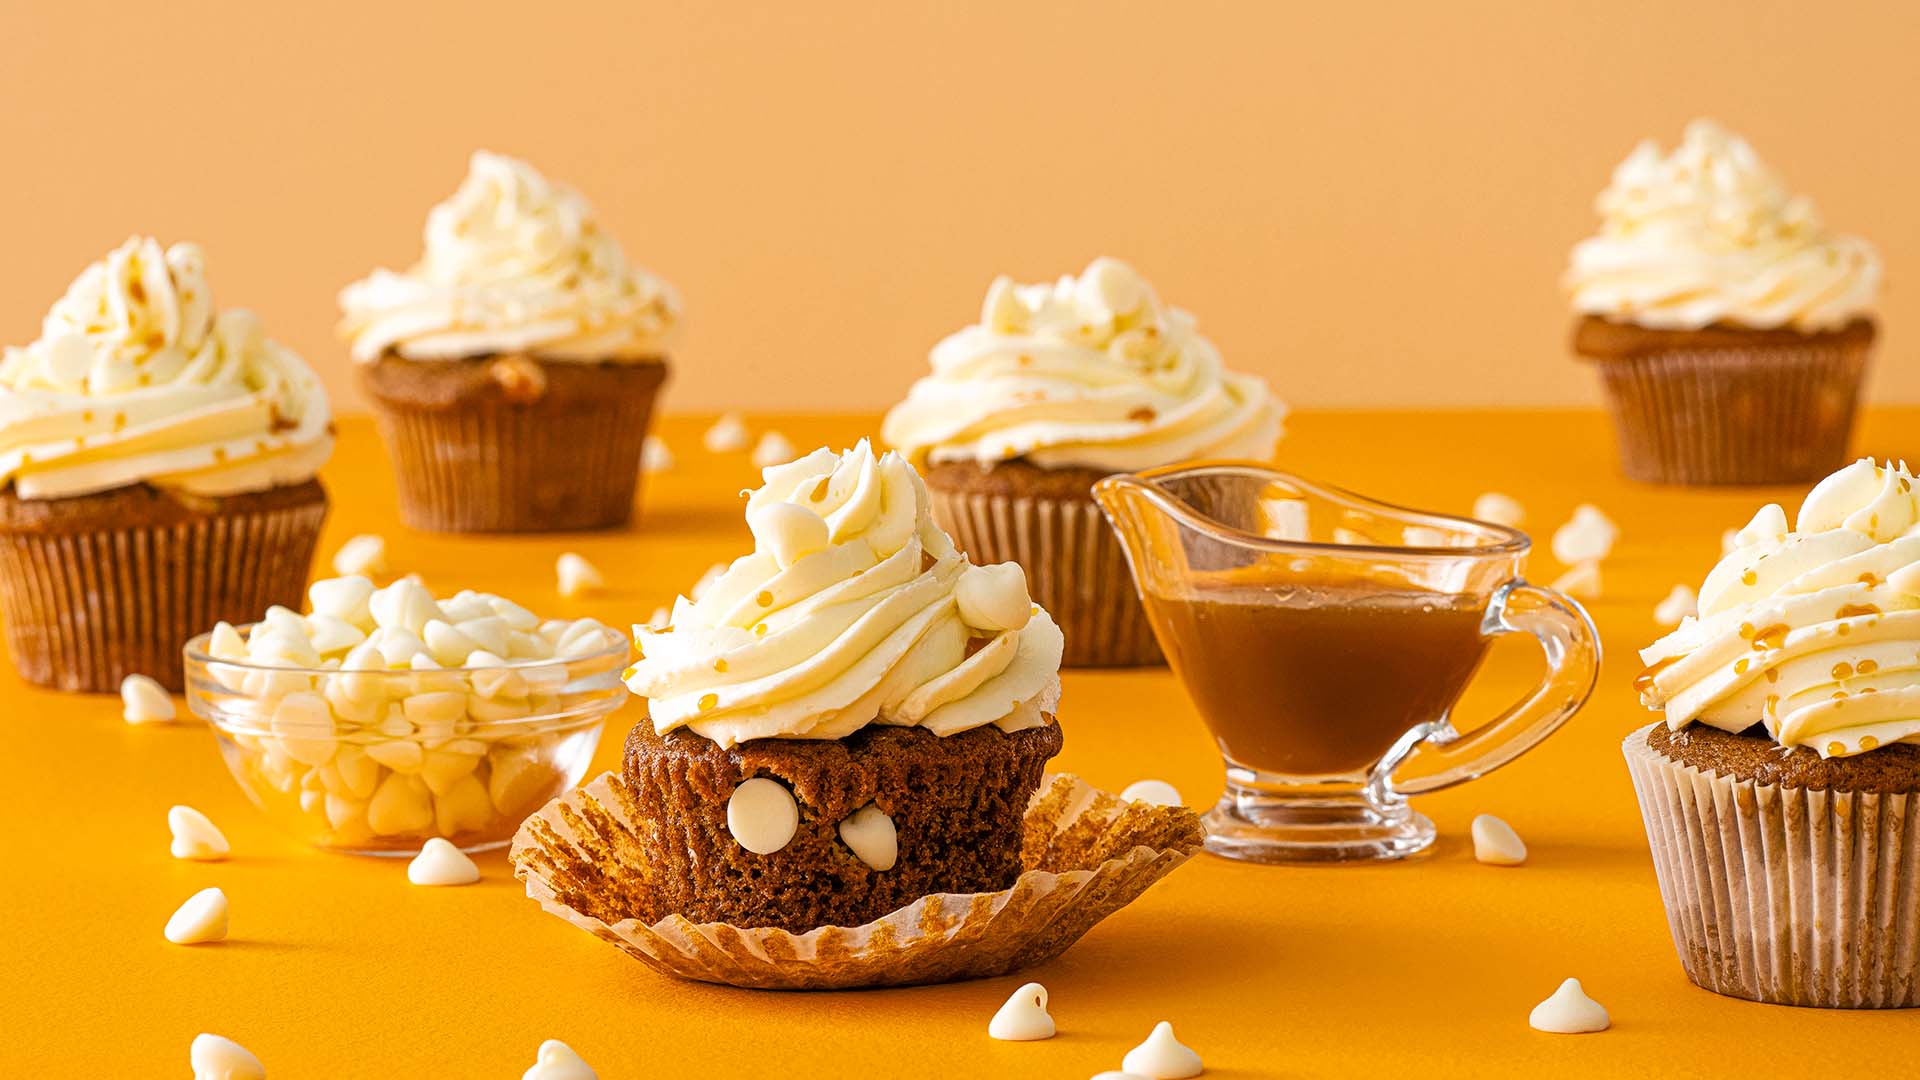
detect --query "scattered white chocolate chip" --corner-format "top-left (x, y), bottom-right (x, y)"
top-left (988, 982), bottom-right (1055, 1041)
top-left (1121, 1021), bottom-right (1204, 1079)
top-left (641, 434), bottom-right (674, 474)
top-left (1472, 492), bottom-right (1526, 529)
top-left (838, 805), bottom-right (898, 871)
top-left (955, 563), bottom-right (1033, 632)
top-left (169, 805), bottom-right (230, 861)
top-left (750, 430), bottom-right (799, 469)
top-left (165, 887), bottom-right (229, 945)
top-left (1550, 505), bottom-right (1618, 566)
top-left (331, 533), bottom-right (388, 578)
top-left (727, 777), bottom-right (798, 855)
top-left (703, 412), bottom-right (750, 453)
top-left (121, 673), bottom-right (175, 724)
top-left (1471, 814), bottom-right (1527, 866)
top-left (748, 502), bottom-right (830, 570)
top-left (1550, 561), bottom-right (1601, 599)
top-left (408, 837), bottom-right (480, 886)
top-left (1091, 1074), bottom-right (1151, 1080)
top-left (1529, 977), bottom-right (1610, 1033)
top-left (522, 1039), bottom-right (596, 1080)
top-left (1121, 779), bottom-right (1183, 807)
top-left (1653, 585), bottom-right (1697, 627)
top-left (190, 1034), bottom-right (264, 1080)
top-left (556, 553), bottom-right (605, 599)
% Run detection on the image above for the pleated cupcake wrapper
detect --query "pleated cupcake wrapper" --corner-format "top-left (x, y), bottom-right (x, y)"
top-left (1622, 725), bottom-right (1920, 1008)
top-left (0, 497), bottom-right (327, 693)
top-left (1584, 339), bottom-right (1869, 486)
top-left (369, 386), bottom-right (660, 534)
top-left (927, 487), bottom-right (1161, 667)
top-left (510, 771), bottom-right (1205, 990)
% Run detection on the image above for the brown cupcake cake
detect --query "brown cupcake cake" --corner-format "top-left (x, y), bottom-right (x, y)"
top-left (0, 238), bottom-right (332, 691)
top-left (1566, 120), bottom-right (1880, 486)
top-left (339, 152), bottom-right (678, 533)
top-left (881, 258), bottom-right (1283, 667)
top-left (621, 440), bottom-right (1066, 931)
top-left (1628, 458), bottom-right (1920, 1006)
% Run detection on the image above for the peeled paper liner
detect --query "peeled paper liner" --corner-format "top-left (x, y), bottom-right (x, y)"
top-left (511, 771), bottom-right (1205, 989)
top-left (1623, 725), bottom-right (1919, 1008)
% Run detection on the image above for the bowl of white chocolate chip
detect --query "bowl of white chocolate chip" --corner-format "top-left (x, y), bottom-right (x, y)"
top-left (182, 575), bottom-right (629, 855)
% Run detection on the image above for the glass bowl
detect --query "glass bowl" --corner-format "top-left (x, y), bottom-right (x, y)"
top-left (183, 622), bottom-right (630, 855)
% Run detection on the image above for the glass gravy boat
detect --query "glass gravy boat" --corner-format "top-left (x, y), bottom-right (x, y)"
top-left (1094, 463), bottom-right (1600, 863)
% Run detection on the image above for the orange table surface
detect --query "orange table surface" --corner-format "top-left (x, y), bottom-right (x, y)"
top-left (7, 410), bottom-right (1919, 1079)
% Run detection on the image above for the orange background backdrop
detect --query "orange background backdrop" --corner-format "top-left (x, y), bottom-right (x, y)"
top-left (2, 1), bottom-right (1916, 415)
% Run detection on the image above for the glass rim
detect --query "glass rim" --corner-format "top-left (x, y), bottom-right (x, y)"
top-left (181, 621), bottom-right (631, 676)
top-left (195, 691), bottom-right (627, 736)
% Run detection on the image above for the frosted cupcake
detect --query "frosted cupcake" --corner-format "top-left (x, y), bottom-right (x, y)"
top-left (1628, 458), bottom-right (1920, 1006)
top-left (621, 440), bottom-right (1065, 931)
top-left (0, 238), bottom-right (333, 691)
top-left (1567, 120), bottom-right (1879, 485)
top-left (340, 152), bottom-right (678, 532)
top-left (882, 257), bottom-right (1283, 666)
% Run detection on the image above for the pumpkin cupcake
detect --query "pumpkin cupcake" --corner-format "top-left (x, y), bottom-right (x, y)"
top-left (340, 151), bottom-right (678, 532)
top-left (882, 257), bottom-right (1283, 666)
top-left (0, 237), bottom-right (333, 691)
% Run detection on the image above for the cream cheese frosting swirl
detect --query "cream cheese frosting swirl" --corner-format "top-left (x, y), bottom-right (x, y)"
top-left (1565, 119), bottom-right (1879, 333)
top-left (1640, 459), bottom-right (1920, 758)
top-left (625, 440), bottom-right (1064, 748)
top-left (881, 258), bottom-right (1283, 472)
top-left (0, 237), bottom-right (332, 500)
top-left (338, 151), bottom-right (679, 363)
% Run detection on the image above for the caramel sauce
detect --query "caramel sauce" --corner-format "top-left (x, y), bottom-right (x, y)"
top-left (1635, 657), bottom-right (1679, 695)
top-left (1836, 603), bottom-right (1881, 620)
top-left (1764, 667), bottom-right (1779, 683)
top-left (1750, 624), bottom-right (1789, 651)
top-left (1859, 659), bottom-right (1880, 675)
top-left (1858, 572), bottom-right (1882, 586)
top-left (1832, 661), bottom-right (1854, 679)
top-left (1741, 569), bottom-right (1758, 586)
top-left (1734, 658), bottom-right (1750, 675)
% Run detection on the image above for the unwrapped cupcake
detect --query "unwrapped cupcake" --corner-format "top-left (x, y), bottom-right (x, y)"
top-left (1567, 120), bottom-right (1880, 485)
top-left (881, 257), bottom-right (1283, 666)
top-left (340, 151), bottom-right (678, 532)
top-left (0, 238), bottom-right (332, 691)
top-left (1628, 458), bottom-right (1920, 1006)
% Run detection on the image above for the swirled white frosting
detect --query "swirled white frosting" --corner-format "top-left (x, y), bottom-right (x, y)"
top-left (1640, 459), bottom-right (1920, 757)
top-left (0, 237), bottom-right (332, 500)
top-left (339, 152), bottom-right (679, 363)
top-left (1566, 120), bottom-right (1879, 333)
top-left (880, 258), bottom-right (1283, 472)
top-left (625, 440), bottom-right (1063, 748)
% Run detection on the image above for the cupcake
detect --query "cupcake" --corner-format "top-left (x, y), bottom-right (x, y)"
top-left (881, 257), bottom-right (1283, 667)
top-left (1628, 458), bottom-right (1920, 1006)
top-left (0, 237), bottom-right (333, 692)
top-left (621, 440), bottom-right (1066, 932)
top-left (1566, 120), bottom-right (1880, 486)
top-left (339, 152), bottom-right (678, 533)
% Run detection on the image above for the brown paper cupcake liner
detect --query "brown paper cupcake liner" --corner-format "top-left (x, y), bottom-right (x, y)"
top-left (1582, 339), bottom-right (1869, 486)
top-left (1623, 725), bottom-right (1919, 1008)
top-left (0, 492), bottom-right (327, 693)
top-left (928, 487), bottom-right (1161, 667)
top-left (510, 771), bottom-right (1205, 990)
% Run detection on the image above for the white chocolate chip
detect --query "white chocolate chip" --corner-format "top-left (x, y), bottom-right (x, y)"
top-left (750, 430), bottom-right (799, 469)
top-left (702, 412), bottom-right (750, 453)
top-left (422, 620), bottom-right (480, 667)
top-left (331, 533), bottom-right (388, 578)
top-left (1091, 1074), bottom-right (1151, 1080)
top-left (1472, 492), bottom-right (1526, 529)
top-left (1653, 585), bottom-right (1697, 627)
top-left (955, 563), bottom-right (1033, 632)
top-left (641, 434), bottom-right (674, 474)
top-left (488, 596), bottom-right (541, 631)
top-left (369, 578), bottom-right (443, 634)
top-left (747, 502), bottom-right (830, 569)
top-left (208, 621), bottom-right (247, 660)
top-left (727, 777), bottom-right (798, 855)
top-left (1471, 814), bottom-right (1527, 866)
top-left (1550, 561), bottom-right (1601, 599)
top-left (988, 982), bottom-right (1055, 1041)
top-left (164, 887), bottom-right (229, 945)
top-left (121, 674), bottom-right (175, 725)
top-left (456, 615), bottom-right (511, 657)
top-left (305, 614), bottom-right (366, 656)
top-left (556, 552), bottom-right (605, 599)
top-left (368, 772), bottom-right (434, 835)
top-left (190, 1034), bottom-right (264, 1080)
top-left (1074, 256), bottom-right (1146, 323)
top-left (168, 805), bottom-right (230, 861)
top-left (522, 1039), bottom-right (597, 1080)
top-left (1529, 977), bottom-right (1610, 1033)
top-left (407, 837), bottom-right (480, 886)
top-left (435, 773), bottom-right (495, 835)
top-left (270, 692), bottom-right (336, 767)
top-left (1121, 779), bottom-right (1183, 807)
top-left (837, 805), bottom-right (897, 871)
top-left (1550, 505), bottom-right (1618, 566)
top-left (1121, 1021), bottom-right (1204, 1079)
top-left (309, 574), bottom-right (375, 624)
